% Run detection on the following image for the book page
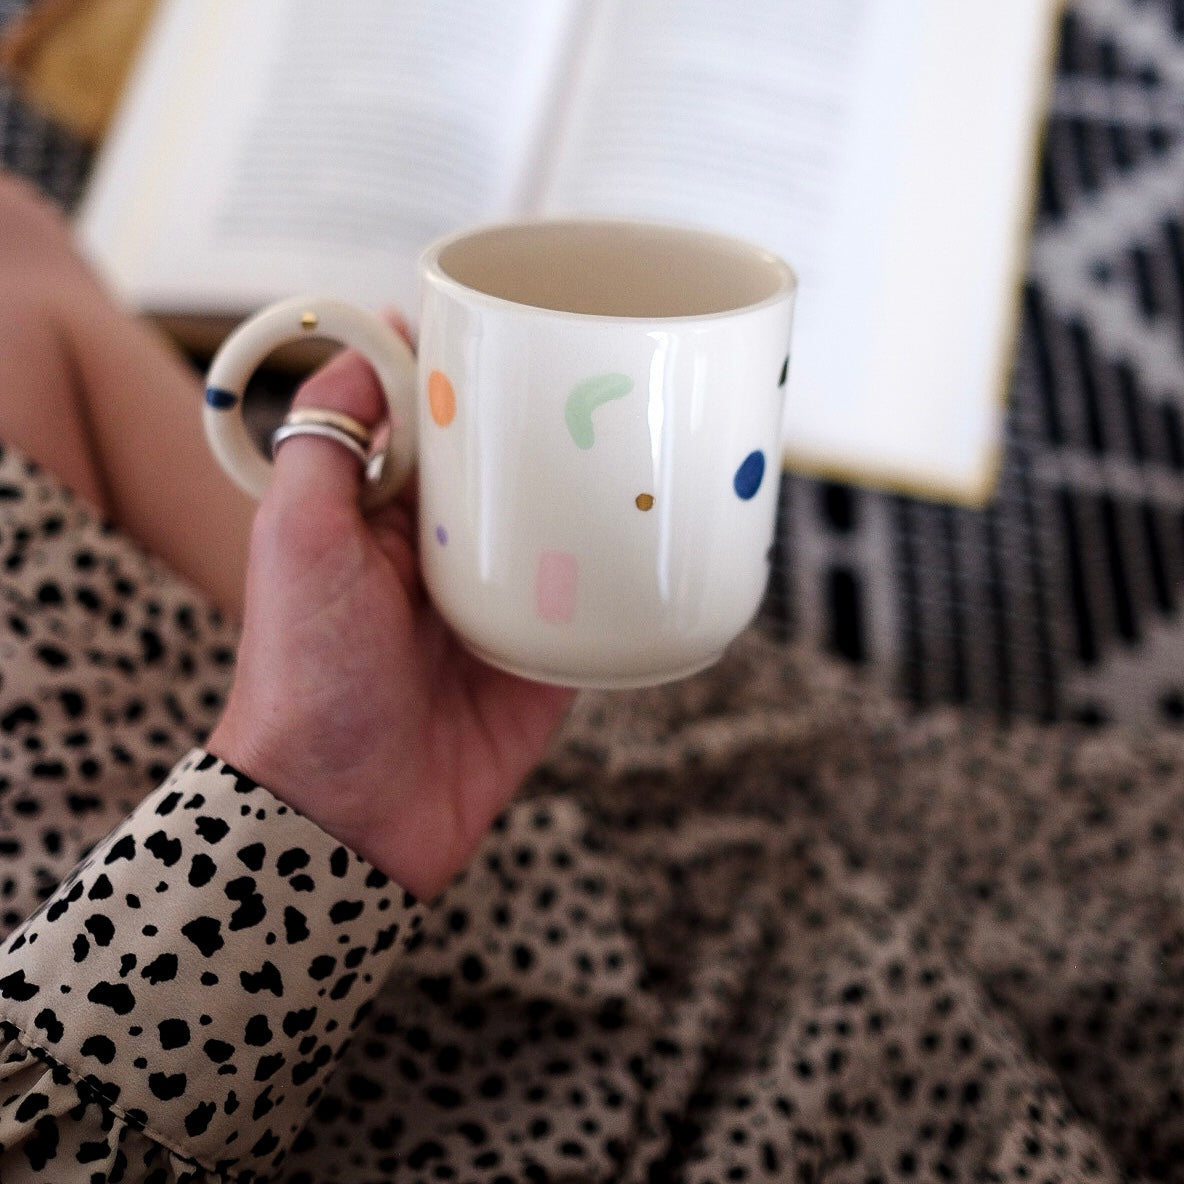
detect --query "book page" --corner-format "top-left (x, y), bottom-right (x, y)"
top-left (77, 0), bottom-right (575, 318)
top-left (539, 0), bottom-right (1058, 502)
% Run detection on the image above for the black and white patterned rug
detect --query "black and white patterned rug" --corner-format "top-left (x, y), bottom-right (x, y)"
top-left (771, 0), bottom-right (1184, 728)
top-left (6, 0), bottom-right (1184, 728)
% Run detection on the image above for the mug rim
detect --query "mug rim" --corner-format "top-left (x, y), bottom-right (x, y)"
top-left (419, 217), bottom-right (796, 323)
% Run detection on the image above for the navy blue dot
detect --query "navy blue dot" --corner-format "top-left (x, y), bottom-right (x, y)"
top-left (204, 387), bottom-right (239, 411)
top-left (733, 451), bottom-right (766, 500)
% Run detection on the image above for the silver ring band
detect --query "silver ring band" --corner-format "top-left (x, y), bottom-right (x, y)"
top-left (282, 407), bottom-right (373, 450)
top-left (271, 421), bottom-right (370, 466)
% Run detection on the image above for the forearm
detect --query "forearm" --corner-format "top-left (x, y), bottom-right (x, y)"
top-left (0, 750), bottom-right (424, 1182)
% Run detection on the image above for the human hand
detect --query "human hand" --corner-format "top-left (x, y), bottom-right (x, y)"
top-left (206, 319), bottom-right (575, 899)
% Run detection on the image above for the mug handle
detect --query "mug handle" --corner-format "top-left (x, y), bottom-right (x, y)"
top-left (203, 296), bottom-right (418, 511)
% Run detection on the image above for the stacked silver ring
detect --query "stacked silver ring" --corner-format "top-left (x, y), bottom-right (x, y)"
top-left (271, 408), bottom-right (374, 466)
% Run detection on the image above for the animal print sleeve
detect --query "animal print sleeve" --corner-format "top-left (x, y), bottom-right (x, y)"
top-left (0, 748), bottom-right (426, 1182)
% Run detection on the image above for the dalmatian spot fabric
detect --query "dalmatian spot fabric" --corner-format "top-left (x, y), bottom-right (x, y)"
top-left (0, 433), bottom-right (1183, 1182)
top-left (0, 751), bottom-right (423, 1181)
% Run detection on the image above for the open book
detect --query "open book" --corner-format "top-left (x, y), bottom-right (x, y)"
top-left (74, 0), bottom-right (1059, 505)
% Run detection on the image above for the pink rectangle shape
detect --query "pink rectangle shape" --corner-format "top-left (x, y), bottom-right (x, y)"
top-left (535, 550), bottom-right (578, 625)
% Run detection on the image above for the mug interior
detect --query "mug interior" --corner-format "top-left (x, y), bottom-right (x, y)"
top-left (432, 220), bottom-right (792, 317)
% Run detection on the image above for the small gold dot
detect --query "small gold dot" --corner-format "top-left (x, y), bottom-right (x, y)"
top-left (635, 493), bottom-right (655, 511)
top-left (300, 311), bottom-right (318, 330)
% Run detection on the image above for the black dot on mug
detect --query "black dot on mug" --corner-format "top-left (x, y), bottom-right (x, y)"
top-left (636, 493), bottom-right (655, 512)
top-left (779, 356), bottom-right (789, 387)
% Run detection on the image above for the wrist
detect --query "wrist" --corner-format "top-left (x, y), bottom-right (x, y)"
top-left (204, 717), bottom-right (446, 899)
top-left (204, 711), bottom-right (333, 840)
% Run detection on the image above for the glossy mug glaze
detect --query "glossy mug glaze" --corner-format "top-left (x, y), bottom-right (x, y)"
top-left (204, 220), bottom-right (796, 688)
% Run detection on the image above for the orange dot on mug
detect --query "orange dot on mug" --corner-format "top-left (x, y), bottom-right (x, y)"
top-left (635, 493), bottom-right (655, 511)
top-left (428, 369), bottom-right (457, 427)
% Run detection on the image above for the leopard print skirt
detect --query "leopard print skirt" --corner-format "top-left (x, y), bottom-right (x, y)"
top-left (1, 439), bottom-right (1182, 1182)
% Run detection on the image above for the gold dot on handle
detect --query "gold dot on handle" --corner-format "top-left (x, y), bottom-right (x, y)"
top-left (636, 493), bottom-right (655, 511)
top-left (300, 311), bottom-right (319, 330)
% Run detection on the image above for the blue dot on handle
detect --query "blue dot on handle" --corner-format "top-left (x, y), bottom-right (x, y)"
top-left (733, 450), bottom-right (766, 500)
top-left (204, 386), bottom-right (239, 411)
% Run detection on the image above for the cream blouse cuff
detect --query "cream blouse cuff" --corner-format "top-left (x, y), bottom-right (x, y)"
top-left (0, 748), bottom-right (425, 1181)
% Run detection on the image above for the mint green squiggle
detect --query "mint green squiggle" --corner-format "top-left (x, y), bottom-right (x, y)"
top-left (564, 373), bottom-right (634, 449)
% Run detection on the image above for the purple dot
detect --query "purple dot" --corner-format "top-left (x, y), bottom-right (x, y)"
top-left (435, 525), bottom-right (448, 546)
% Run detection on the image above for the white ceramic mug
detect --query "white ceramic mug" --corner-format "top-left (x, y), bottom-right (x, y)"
top-left (205, 219), bottom-right (796, 688)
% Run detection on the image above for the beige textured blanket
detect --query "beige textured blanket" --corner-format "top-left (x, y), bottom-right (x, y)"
top-left (524, 632), bottom-right (1184, 1180)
